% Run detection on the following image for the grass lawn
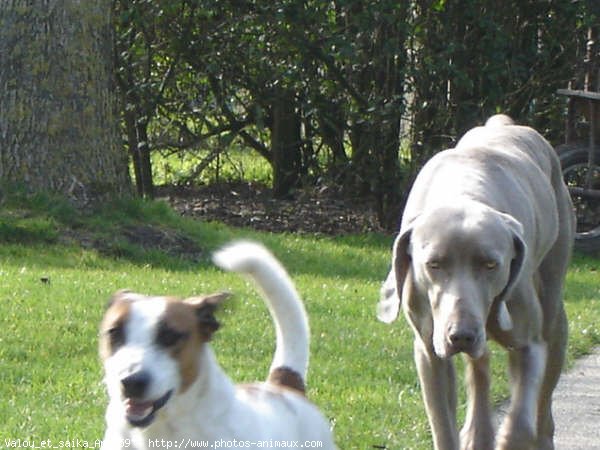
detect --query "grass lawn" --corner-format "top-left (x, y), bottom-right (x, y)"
top-left (0, 193), bottom-right (598, 449)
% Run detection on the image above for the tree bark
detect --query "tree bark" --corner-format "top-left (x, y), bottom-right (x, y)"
top-left (0, 0), bottom-right (130, 204)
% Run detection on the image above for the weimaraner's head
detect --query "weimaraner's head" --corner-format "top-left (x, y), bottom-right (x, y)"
top-left (378, 203), bottom-right (527, 359)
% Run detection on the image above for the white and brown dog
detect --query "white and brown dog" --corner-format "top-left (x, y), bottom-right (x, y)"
top-left (99, 241), bottom-right (336, 449)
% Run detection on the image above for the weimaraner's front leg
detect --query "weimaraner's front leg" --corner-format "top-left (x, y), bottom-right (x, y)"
top-left (414, 339), bottom-right (459, 450)
top-left (460, 350), bottom-right (494, 450)
top-left (496, 341), bottom-right (547, 450)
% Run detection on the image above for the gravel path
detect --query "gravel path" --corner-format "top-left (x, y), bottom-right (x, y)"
top-left (553, 347), bottom-right (600, 449)
top-left (495, 347), bottom-right (600, 449)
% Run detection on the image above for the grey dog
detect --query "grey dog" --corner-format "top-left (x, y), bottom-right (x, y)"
top-left (378, 115), bottom-right (575, 450)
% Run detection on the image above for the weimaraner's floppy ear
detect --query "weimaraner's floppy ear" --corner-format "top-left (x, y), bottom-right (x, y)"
top-left (495, 213), bottom-right (528, 331)
top-left (377, 227), bottom-right (412, 323)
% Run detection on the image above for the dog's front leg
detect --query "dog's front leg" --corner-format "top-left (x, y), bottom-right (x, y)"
top-left (460, 350), bottom-right (494, 450)
top-left (100, 417), bottom-right (137, 450)
top-left (496, 341), bottom-right (547, 450)
top-left (101, 428), bottom-right (134, 450)
top-left (414, 338), bottom-right (459, 450)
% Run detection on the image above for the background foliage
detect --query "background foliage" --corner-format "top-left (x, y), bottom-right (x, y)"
top-left (114, 0), bottom-right (598, 227)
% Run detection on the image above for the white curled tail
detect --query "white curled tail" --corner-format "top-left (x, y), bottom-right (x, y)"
top-left (213, 241), bottom-right (309, 382)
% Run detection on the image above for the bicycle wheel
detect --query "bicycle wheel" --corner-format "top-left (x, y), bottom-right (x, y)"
top-left (556, 143), bottom-right (600, 253)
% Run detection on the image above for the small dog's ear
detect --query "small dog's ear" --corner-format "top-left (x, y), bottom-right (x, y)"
top-left (106, 289), bottom-right (134, 309)
top-left (184, 293), bottom-right (230, 340)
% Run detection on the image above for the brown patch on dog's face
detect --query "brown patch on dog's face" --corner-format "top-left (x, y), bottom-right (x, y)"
top-left (99, 293), bottom-right (132, 361)
top-left (159, 300), bottom-right (204, 392)
top-left (160, 293), bottom-right (230, 392)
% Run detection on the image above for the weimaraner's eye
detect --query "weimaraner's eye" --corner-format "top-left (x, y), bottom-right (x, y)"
top-left (426, 260), bottom-right (442, 270)
top-left (484, 260), bottom-right (498, 270)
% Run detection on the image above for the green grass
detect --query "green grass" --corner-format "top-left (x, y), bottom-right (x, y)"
top-left (0, 193), bottom-right (598, 449)
top-left (152, 147), bottom-right (273, 187)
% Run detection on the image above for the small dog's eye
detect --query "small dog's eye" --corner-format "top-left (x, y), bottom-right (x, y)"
top-left (107, 324), bottom-right (125, 349)
top-left (157, 325), bottom-right (188, 347)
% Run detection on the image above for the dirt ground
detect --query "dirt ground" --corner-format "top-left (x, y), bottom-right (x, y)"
top-left (58, 183), bottom-right (387, 261)
top-left (158, 182), bottom-right (385, 236)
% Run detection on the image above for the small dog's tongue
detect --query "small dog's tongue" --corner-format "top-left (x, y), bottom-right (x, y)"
top-left (125, 399), bottom-right (154, 420)
top-left (123, 390), bottom-right (172, 427)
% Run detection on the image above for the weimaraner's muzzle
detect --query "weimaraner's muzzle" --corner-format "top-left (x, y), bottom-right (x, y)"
top-left (378, 115), bottom-right (574, 450)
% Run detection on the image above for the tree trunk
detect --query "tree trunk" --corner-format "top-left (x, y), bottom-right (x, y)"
top-left (134, 122), bottom-right (154, 199)
top-left (0, 0), bottom-right (130, 204)
top-left (124, 110), bottom-right (154, 198)
top-left (317, 100), bottom-right (349, 181)
top-left (350, 116), bottom-right (403, 229)
top-left (271, 89), bottom-right (302, 199)
top-left (123, 108), bottom-right (154, 199)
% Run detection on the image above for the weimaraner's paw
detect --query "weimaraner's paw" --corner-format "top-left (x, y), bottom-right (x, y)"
top-left (535, 436), bottom-right (554, 450)
top-left (495, 419), bottom-right (535, 450)
top-left (460, 432), bottom-right (494, 450)
top-left (460, 423), bottom-right (494, 450)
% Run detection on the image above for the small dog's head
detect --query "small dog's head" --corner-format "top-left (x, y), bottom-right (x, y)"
top-left (99, 290), bottom-right (228, 428)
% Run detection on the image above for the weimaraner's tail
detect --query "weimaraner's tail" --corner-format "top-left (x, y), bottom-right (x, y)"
top-left (485, 114), bottom-right (514, 127)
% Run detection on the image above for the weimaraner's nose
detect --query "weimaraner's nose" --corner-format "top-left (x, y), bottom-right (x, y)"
top-left (448, 327), bottom-right (477, 351)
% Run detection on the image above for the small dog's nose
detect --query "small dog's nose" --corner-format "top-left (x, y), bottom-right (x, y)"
top-left (121, 372), bottom-right (150, 398)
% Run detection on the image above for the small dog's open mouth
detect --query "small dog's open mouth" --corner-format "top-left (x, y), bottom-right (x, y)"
top-left (125, 390), bottom-right (173, 427)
